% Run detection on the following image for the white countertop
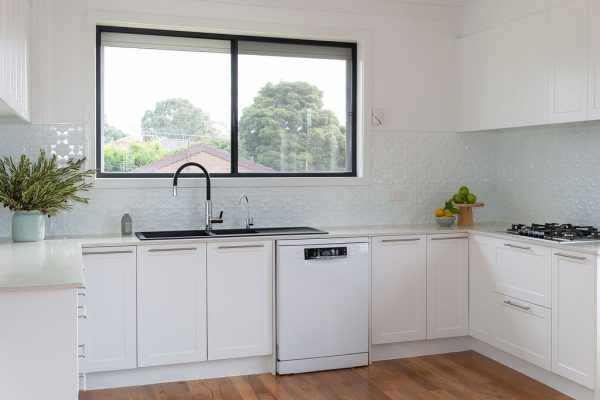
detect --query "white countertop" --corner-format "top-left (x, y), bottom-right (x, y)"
top-left (2, 221), bottom-right (600, 293)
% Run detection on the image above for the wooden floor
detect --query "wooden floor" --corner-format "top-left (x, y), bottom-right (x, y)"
top-left (79, 351), bottom-right (571, 400)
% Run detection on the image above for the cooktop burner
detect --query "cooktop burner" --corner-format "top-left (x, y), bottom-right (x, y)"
top-left (506, 223), bottom-right (600, 243)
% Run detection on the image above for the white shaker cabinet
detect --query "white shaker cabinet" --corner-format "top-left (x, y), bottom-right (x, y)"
top-left (458, 32), bottom-right (486, 131)
top-left (589, 0), bottom-right (600, 119)
top-left (468, 235), bottom-right (495, 345)
top-left (79, 247), bottom-right (137, 373)
top-left (137, 244), bottom-right (207, 367)
top-left (549, 0), bottom-right (588, 123)
top-left (0, 0), bottom-right (30, 122)
top-left (552, 250), bottom-right (596, 389)
top-left (515, 11), bottom-right (549, 126)
top-left (207, 241), bottom-right (273, 360)
top-left (426, 234), bottom-right (469, 339)
top-left (371, 235), bottom-right (427, 344)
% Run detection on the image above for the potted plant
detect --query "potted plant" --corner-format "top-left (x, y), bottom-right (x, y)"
top-left (0, 150), bottom-right (95, 242)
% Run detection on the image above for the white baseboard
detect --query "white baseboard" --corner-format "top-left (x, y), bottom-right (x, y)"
top-left (82, 356), bottom-right (273, 391)
top-left (371, 336), bottom-right (473, 362)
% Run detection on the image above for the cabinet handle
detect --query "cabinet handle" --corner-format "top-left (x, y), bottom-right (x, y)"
top-left (77, 287), bottom-right (86, 297)
top-left (83, 250), bottom-right (134, 255)
top-left (78, 305), bottom-right (87, 319)
top-left (554, 252), bottom-right (587, 261)
top-left (78, 344), bottom-right (85, 358)
top-left (217, 244), bottom-right (265, 250)
top-left (503, 243), bottom-right (531, 250)
top-left (381, 238), bottom-right (420, 243)
top-left (503, 300), bottom-right (531, 311)
top-left (148, 247), bottom-right (197, 253)
top-left (430, 236), bottom-right (467, 241)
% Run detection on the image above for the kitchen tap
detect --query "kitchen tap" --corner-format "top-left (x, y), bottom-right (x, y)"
top-left (172, 162), bottom-right (223, 231)
top-left (238, 195), bottom-right (254, 229)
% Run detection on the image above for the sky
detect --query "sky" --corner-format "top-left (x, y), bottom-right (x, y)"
top-left (103, 46), bottom-right (348, 138)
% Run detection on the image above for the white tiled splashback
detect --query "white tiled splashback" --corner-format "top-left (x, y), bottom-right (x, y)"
top-left (498, 121), bottom-right (600, 226)
top-left (0, 124), bottom-right (499, 237)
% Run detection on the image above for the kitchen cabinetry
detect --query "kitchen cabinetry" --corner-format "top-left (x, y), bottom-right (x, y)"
top-left (549, 0), bottom-right (588, 123)
top-left (494, 240), bottom-right (551, 308)
top-left (552, 250), bottom-right (596, 389)
top-left (207, 241), bottom-right (273, 360)
top-left (589, 0), bottom-right (600, 119)
top-left (79, 247), bottom-right (137, 373)
top-left (458, 32), bottom-right (486, 131)
top-left (426, 234), bottom-right (469, 339)
top-left (468, 234), bottom-right (495, 344)
top-left (137, 244), bottom-right (207, 367)
top-left (515, 11), bottom-right (549, 126)
top-left (0, 0), bottom-right (30, 122)
top-left (371, 235), bottom-right (427, 344)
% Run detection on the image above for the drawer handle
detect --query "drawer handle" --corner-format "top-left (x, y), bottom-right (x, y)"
top-left (148, 247), bottom-right (197, 253)
top-left (83, 250), bottom-right (134, 255)
top-left (217, 244), bottom-right (265, 249)
top-left (77, 287), bottom-right (86, 297)
top-left (78, 344), bottom-right (86, 358)
top-left (381, 238), bottom-right (420, 243)
top-left (503, 243), bottom-right (531, 250)
top-left (430, 236), bottom-right (467, 241)
top-left (503, 300), bottom-right (531, 311)
top-left (554, 252), bottom-right (587, 261)
top-left (78, 305), bottom-right (87, 319)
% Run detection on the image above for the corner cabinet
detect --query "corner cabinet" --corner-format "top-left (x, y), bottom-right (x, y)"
top-left (0, 0), bottom-right (30, 122)
top-left (137, 244), bottom-right (208, 367)
top-left (79, 247), bottom-right (137, 373)
top-left (468, 234), bottom-right (495, 344)
top-left (551, 249), bottom-right (596, 389)
top-left (426, 234), bottom-right (469, 339)
top-left (371, 235), bottom-right (427, 344)
top-left (207, 241), bottom-right (273, 360)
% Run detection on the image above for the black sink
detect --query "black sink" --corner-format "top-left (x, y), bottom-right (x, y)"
top-left (135, 226), bottom-right (327, 240)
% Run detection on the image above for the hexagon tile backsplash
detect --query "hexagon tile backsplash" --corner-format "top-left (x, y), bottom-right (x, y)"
top-left (0, 124), bottom-right (499, 237)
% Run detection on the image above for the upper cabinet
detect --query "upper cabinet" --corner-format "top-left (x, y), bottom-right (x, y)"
top-left (0, 0), bottom-right (30, 122)
top-left (458, 0), bottom-right (597, 131)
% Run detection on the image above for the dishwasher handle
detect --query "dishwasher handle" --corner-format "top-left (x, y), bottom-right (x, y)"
top-left (304, 247), bottom-right (347, 260)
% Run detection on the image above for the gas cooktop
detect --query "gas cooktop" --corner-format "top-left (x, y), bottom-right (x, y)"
top-left (506, 223), bottom-right (600, 243)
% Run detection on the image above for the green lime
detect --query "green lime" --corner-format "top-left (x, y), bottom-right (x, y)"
top-left (466, 194), bottom-right (477, 204)
top-left (453, 193), bottom-right (466, 204)
top-left (459, 186), bottom-right (469, 196)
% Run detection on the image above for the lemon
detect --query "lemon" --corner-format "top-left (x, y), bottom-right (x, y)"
top-left (443, 210), bottom-right (454, 218)
top-left (435, 208), bottom-right (445, 217)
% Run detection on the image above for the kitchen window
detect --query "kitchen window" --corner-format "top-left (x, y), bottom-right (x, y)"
top-left (96, 26), bottom-right (357, 178)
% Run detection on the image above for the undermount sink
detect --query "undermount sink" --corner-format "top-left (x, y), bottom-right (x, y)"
top-left (135, 226), bottom-right (328, 240)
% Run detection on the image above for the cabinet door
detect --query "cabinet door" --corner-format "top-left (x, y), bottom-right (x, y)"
top-left (468, 235), bottom-right (495, 344)
top-left (552, 251), bottom-right (595, 389)
top-left (137, 244), bottom-right (207, 367)
top-left (493, 293), bottom-right (551, 371)
top-left (79, 247), bottom-right (137, 373)
top-left (458, 33), bottom-right (486, 131)
top-left (589, 0), bottom-right (600, 119)
top-left (371, 235), bottom-right (426, 344)
top-left (207, 241), bottom-right (273, 360)
top-left (516, 11), bottom-right (549, 126)
top-left (484, 23), bottom-right (516, 129)
top-left (427, 235), bottom-right (469, 339)
top-left (549, 0), bottom-right (588, 123)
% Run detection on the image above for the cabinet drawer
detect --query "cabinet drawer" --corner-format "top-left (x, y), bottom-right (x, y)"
top-left (493, 293), bottom-right (551, 370)
top-left (494, 240), bottom-right (551, 307)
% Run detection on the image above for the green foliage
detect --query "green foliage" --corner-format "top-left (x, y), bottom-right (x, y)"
top-left (0, 150), bottom-right (95, 216)
top-left (445, 199), bottom-right (460, 215)
top-left (238, 81), bottom-right (347, 172)
top-left (103, 119), bottom-right (127, 142)
top-left (104, 141), bottom-right (168, 172)
top-left (142, 98), bottom-right (214, 140)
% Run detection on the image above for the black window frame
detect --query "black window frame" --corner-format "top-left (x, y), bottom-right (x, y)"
top-left (95, 25), bottom-right (358, 178)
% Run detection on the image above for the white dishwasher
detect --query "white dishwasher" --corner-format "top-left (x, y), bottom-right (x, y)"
top-left (276, 237), bottom-right (370, 374)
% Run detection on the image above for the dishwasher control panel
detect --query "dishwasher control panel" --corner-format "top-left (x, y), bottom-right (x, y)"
top-left (304, 247), bottom-right (347, 260)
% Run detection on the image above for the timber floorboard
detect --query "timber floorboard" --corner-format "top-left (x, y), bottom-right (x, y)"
top-left (78, 351), bottom-right (572, 400)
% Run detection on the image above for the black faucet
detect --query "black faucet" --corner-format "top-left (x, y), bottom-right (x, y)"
top-left (172, 162), bottom-right (223, 231)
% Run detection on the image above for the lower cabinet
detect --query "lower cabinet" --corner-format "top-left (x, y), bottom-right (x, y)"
top-left (426, 234), bottom-right (469, 339)
top-left (371, 235), bottom-right (427, 344)
top-left (207, 241), bottom-right (273, 360)
top-left (79, 247), bottom-right (137, 373)
top-left (552, 250), bottom-right (596, 389)
top-left (137, 244), bottom-right (207, 367)
top-left (468, 235), bottom-right (495, 344)
top-left (492, 292), bottom-right (551, 370)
